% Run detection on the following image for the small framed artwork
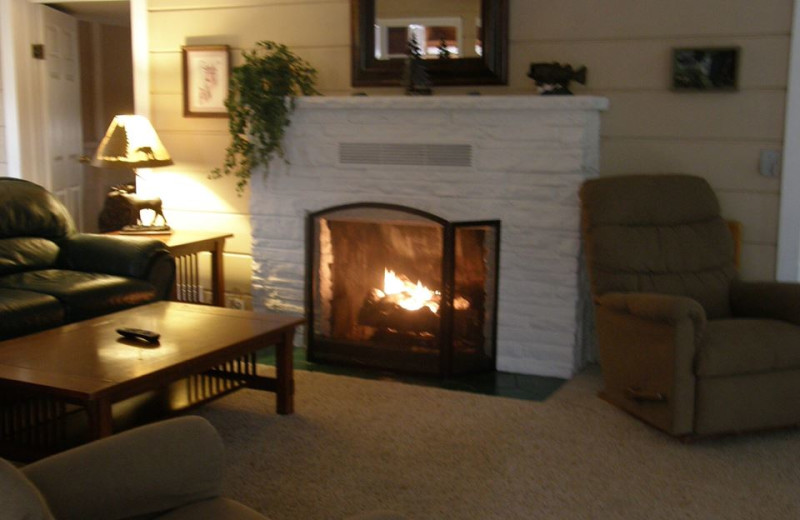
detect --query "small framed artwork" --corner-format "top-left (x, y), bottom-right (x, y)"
top-left (182, 45), bottom-right (230, 117)
top-left (671, 47), bottom-right (739, 91)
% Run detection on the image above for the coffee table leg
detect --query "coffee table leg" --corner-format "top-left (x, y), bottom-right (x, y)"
top-left (275, 329), bottom-right (295, 414)
top-left (86, 399), bottom-right (113, 439)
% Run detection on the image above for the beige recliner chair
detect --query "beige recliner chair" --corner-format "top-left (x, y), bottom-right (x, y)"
top-left (580, 174), bottom-right (800, 438)
top-left (0, 416), bottom-right (406, 520)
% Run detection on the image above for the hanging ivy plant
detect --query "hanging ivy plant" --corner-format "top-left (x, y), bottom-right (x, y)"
top-left (211, 41), bottom-right (319, 193)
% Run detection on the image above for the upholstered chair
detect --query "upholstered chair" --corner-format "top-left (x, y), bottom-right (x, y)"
top-left (0, 416), bottom-right (407, 520)
top-left (579, 174), bottom-right (800, 437)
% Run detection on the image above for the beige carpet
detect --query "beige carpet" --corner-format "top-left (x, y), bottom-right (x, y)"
top-left (194, 366), bottom-right (800, 520)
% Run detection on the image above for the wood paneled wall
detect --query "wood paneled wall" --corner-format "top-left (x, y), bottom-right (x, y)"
top-left (0, 53), bottom-right (6, 177)
top-left (147, 0), bottom-right (792, 300)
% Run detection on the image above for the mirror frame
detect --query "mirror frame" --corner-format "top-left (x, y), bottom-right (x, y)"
top-left (351, 0), bottom-right (508, 87)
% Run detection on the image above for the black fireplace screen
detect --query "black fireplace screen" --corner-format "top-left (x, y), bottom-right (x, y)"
top-left (306, 203), bottom-right (500, 376)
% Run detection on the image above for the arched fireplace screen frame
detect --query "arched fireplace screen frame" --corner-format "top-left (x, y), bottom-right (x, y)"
top-left (305, 202), bottom-right (500, 377)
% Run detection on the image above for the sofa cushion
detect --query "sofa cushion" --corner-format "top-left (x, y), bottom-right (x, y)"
top-left (588, 220), bottom-right (736, 319)
top-left (0, 270), bottom-right (157, 322)
top-left (0, 179), bottom-right (74, 240)
top-left (0, 288), bottom-right (64, 340)
top-left (696, 319), bottom-right (800, 376)
top-left (581, 174), bottom-right (722, 226)
top-left (0, 238), bottom-right (60, 276)
top-left (0, 458), bottom-right (54, 520)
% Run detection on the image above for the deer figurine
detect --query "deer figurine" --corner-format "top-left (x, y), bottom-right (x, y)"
top-left (119, 192), bottom-right (168, 228)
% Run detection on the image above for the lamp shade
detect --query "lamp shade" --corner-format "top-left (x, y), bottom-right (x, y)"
top-left (91, 115), bottom-right (173, 169)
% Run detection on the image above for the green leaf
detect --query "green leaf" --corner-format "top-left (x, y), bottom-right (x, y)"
top-left (212, 41), bottom-right (320, 194)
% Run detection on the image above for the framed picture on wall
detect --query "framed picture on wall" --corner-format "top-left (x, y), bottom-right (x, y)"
top-left (182, 45), bottom-right (230, 117)
top-left (671, 47), bottom-right (739, 91)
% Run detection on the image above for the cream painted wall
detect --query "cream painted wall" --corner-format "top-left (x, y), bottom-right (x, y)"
top-left (0, 51), bottom-right (6, 177)
top-left (146, 0), bottom-right (792, 307)
top-left (511, 0), bottom-right (791, 280)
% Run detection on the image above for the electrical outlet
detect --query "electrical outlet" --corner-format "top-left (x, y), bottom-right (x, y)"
top-left (228, 297), bottom-right (244, 310)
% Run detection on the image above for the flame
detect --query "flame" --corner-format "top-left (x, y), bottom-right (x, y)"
top-left (374, 269), bottom-right (471, 314)
top-left (382, 269), bottom-right (439, 314)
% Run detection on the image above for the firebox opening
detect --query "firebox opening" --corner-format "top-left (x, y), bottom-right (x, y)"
top-left (307, 203), bottom-right (499, 377)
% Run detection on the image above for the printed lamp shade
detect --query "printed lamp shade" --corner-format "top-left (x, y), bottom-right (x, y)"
top-left (92, 115), bottom-right (174, 169)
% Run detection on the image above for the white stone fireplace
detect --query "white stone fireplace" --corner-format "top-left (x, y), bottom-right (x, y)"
top-left (249, 95), bottom-right (608, 378)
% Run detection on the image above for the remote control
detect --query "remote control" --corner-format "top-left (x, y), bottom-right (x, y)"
top-left (116, 327), bottom-right (160, 344)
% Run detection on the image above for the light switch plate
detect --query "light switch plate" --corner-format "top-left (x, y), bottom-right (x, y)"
top-left (759, 149), bottom-right (781, 177)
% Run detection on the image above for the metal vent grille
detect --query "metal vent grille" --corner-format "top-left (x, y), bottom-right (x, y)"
top-left (339, 143), bottom-right (472, 167)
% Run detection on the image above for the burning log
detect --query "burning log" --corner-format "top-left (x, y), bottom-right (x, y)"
top-left (358, 288), bottom-right (439, 335)
top-left (356, 269), bottom-right (472, 337)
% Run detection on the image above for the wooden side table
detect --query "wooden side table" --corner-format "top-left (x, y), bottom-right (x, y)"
top-left (111, 230), bottom-right (233, 307)
top-left (161, 231), bottom-right (233, 307)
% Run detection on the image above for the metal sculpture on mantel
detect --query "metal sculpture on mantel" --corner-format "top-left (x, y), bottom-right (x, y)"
top-left (527, 62), bottom-right (587, 95)
top-left (402, 34), bottom-right (432, 96)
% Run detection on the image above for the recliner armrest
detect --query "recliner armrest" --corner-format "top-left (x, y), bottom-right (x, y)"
top-left (730, 279), bottom-right (800, 325)
top-left (57, 234), bottom-right (175, 299)
top-left (597, 292), bottom-right (707, 336)
top-left (594, 292), bottom-right (706, 436)
top-left (22, 416), bottom-right (224, 520)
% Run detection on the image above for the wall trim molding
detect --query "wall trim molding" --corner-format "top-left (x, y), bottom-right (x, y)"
top-left (0, 0), bottom-right (22, 178)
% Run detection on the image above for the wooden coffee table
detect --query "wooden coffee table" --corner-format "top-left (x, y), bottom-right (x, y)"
top-left (0, 302), bottom-right (303, 457)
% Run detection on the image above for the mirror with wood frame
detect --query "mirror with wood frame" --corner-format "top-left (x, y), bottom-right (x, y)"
top-left (351, 0), bottom-right (508, 87)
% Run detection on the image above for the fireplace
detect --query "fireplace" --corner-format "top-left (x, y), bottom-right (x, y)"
top-left (306, 203), bottom-right (500, 376)
top-left (250, 96), bottom-right (608, 377)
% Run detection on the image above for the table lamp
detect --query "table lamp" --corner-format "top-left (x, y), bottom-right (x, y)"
top-left (92, 115), bottom-right (174, 233)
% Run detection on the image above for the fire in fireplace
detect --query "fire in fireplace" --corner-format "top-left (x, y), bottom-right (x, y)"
top-left (306, 203), bottom-right (500, 376)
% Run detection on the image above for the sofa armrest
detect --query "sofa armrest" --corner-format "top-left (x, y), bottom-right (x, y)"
top-left (730, 279), bottom-right (800, 325)
top-left (57, 234), bottom-right (175, 299)
top-left (594, 292), bottom-right (706, 436)
top-left (22, 416), bottom-right (224, 520)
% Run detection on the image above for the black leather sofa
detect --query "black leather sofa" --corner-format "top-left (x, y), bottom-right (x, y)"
top-left (0, 178), bottom-right (175, 340)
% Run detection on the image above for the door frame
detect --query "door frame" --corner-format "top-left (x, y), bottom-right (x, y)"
top-left (0, 0), bottom-right (47, 186)
top-left (778, 0), bottom-right (800, 281)
top-left (0, 0), bottom-right (22, 178)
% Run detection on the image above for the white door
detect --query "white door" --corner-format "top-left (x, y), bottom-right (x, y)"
top-left (42, 6), bottom-right (84, 229)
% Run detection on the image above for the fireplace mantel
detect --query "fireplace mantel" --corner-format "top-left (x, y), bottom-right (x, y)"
top-left (249, 95), bottom-right (609, 378)
top-left (294, 95), bottom-right (609, 111)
